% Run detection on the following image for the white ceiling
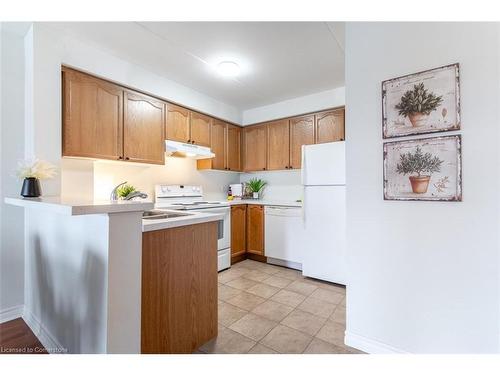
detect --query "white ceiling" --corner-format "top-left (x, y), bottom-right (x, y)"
top-left (50, 22), bottom-right (345, 110)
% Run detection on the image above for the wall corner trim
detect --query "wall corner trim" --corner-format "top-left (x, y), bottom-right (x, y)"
top-left (345, 331), bottom-right (410, 354)
top-left (22, 308), bottom-right (66, 354)
top-left (0, 305), bottom-right (24, 324)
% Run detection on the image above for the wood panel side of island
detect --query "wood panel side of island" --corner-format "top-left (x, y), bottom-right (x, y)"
top-left (141, 222), bottom-right (218, 353)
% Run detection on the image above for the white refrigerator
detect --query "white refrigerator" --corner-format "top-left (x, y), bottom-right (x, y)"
top-left (301, 141), bottom-right (346, 285)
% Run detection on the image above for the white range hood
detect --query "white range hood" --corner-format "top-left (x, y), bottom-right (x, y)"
top-left (165, 140), bottom-right (215, 159)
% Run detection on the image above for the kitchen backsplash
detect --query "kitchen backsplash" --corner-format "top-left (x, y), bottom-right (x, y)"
top-left (61, 158), bottom-right (303, 202)
top-left (239, 170), bottom-right (302, 202)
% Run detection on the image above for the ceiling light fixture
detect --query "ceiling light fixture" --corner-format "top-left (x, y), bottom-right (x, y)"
top-left (216, 61), bottom-right (240, 77)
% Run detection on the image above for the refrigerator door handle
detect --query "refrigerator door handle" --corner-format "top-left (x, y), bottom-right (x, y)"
top-left (301, 186), bottom-right (306, 225)
top-left (301, 144), bottom-right (307, 225)
top-left (301, 144), bottom-right (307, 185)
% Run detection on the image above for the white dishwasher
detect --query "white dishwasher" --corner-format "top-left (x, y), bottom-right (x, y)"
top-left (264, 206), bottom-right (305, 270)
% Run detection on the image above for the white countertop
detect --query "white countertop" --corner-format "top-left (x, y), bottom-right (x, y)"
top-left (4, 196), bottom-right (154, 216)
top-left (142, 210), bottom-right (225, 232)
top-left (228, 199), bottom-right (302, 207)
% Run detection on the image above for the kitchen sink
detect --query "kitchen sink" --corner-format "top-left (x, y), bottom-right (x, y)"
top-left (142, 210), bottom-right (193, 220)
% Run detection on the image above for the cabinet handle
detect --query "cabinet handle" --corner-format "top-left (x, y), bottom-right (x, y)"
top-left (118, 156), bottom-right (123, 160)
top-left (191, 140), bottom-right (195, 144)
top-left (289, 166), bottom-right (293, 169)
top-left (125, 157), bottom-right (130, 160)
top-left (285, 166), bottom-right (289, 169)
top-left (187, 139), bottom-right (191, 143)
top-left (228, 167), bottom-right (231, 171)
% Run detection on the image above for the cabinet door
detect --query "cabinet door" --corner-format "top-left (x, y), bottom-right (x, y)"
top-left (267, 119), bottom-right (290, 170)
top-left (190, 112), bottom-right (211, 147)
top-left (246, 205), bottom-right (265, 256)
top-left (124, 91), bottom-right (165, 164)
top-left (231, 205), bottom-right (247, 258)
top-left (226, 124), bottom-right (242, 171)
top-left (315, 108), bottom-right (345, 144)
top-left (243, 124), bottom-right (268, 171)
top-left (210, 120), bottom-right (227, 170)
top-left (62, 68), bottom-right (123, 160)
top-left (166, 104), bottom-right (190, 143)
top-left (290, 115), bottom-right (315, 169)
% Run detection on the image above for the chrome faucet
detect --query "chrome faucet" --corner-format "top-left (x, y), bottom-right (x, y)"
top-left (123, 191), bottom-right (148, 200)
top-left (110, 181), bottom-right (148, 201)
top-left (110, 181), bottom-right (127, 201)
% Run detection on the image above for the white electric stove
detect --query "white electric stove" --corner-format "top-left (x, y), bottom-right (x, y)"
top-left (155, 185), bottom-right (231, 271)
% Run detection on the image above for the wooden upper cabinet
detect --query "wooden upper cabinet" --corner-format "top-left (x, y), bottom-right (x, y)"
top-left (315, 108), bottom-right (345, 144)
top-left (62, 68), bottom-right (123, 160)
top-left (166, 104), bottom-right (190, 143)
top-left (210, 120), bottom-right (227, 170)
top-left (197, 121), bottom-right (242, 172)
top-left (226, 124), bottom-right (242, 171)
top-left (231, 205), bottom-right (247, 259)
top-left (267, 119), bottom-right (290, 170)
top-left (290, 115), bottom-right (315, 169)
top-left (246, 205), bottom-right (265, 256)
top-left (190, 112), bottom-right (211, 147)
top-left (124, 91), bottom-right (165, 164)
top-left (243, 124), bottom-right (268, 171)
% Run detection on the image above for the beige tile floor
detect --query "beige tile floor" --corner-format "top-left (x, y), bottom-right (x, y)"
top-left (198, 259), bottom-right (364, 354)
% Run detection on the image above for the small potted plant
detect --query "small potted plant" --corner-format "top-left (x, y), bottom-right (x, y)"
top-left (16, 158), bottom-right (57, 198)
top-left (246, 178), bottom-right (267, 199)
top-left (116, 184), bottom-right (137, 199)
top-left (395, 83), bottom-right (443, 127)
top-left (396, 146), bottom-right (443, 194)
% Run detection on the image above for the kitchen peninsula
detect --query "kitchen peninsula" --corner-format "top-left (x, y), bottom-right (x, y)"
top-left (5, 196), bottom-right (223, 354)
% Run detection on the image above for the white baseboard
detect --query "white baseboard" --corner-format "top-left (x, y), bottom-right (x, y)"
top-left (0, 305), bottom-right (24, 324)
top-left (267, 257), bottom-right (302, 271)
top-left (345, 331), bottom-right (409, 354)
top-left (22, 308), bottom-right (67, 354)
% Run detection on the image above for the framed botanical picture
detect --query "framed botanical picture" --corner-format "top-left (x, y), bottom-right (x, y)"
top-left (382, 63), bottom-right (460, 139)
top-left (383, 135), bottom-right (462, 201)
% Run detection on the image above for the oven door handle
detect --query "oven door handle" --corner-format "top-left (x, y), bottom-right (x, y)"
top-left (217, 219), bottom-right (224, 240)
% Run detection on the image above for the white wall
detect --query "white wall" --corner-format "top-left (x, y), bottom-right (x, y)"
top-left (23, 22), bottom-right (242, 200)
top-left (0, 24), bottom-right (25, 318)
top-left (345, 22), bottom-right (499, 353)
top-left (242, 86), bottom-right (345, 125)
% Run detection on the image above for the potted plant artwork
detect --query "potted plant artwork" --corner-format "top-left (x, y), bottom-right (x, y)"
top-left (246, 178), bottom-right (267, 199)
top-left (395, 83), bottom-right (443, 128)
top-left (16, 158), bottom-right (57, 198)
top-left (396, 146), bottom-right (443, 194)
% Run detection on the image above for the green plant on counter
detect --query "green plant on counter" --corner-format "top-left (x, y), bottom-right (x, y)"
top-left (246, 178), bottom-right (267, 193)
top-left (116, 184), bottom-right (137, 199)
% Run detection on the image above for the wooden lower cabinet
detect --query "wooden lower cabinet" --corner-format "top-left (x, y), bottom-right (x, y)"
top-left (141, 222), bottom-right (218, 353)
top-left (231, 205), bottom-right (247, 261)
top-left (246, 205), bottom-right (265, 256)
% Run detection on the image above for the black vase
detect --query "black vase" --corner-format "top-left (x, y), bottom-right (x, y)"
top-left (21, 177), bottom-right (41, 198)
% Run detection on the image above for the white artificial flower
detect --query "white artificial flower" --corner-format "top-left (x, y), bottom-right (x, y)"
top-left (16, 158), bottom-right (58, 180)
